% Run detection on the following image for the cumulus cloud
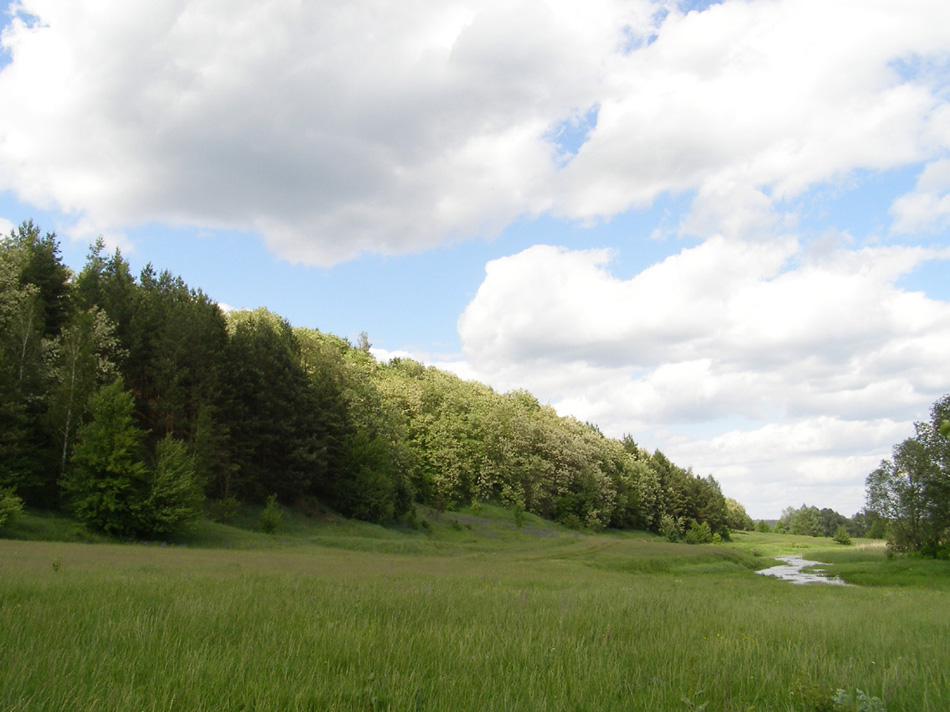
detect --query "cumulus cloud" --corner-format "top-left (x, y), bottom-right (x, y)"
top-left (553, 0), bottom-right (950, 232)
top-left (0, 0), bottom-right (649, 262)
top-left (891, 158), bottom-right (950, 234)
top-left (1, 0), bottom-right (949, 260)
top-left (457, 240), bottom-right (950, 516)
top-left (665, 416), bottom-right (911, 517)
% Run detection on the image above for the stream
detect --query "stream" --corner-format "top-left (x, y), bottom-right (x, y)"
top-left (756, 554), bottom-right (848, 586)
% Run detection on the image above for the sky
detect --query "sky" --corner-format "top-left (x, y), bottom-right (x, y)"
top-left (1, 0), bottom-right (949, 519)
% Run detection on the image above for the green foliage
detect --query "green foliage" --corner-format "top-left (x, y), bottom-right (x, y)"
top-left (62, 381), bottom-right (150, 537)
top-left (60, 385), bottom-right (202, 539)
top-left (222, 311), bottom-right (337, 503)
top-left (725, 497), bottom-right (754, 531)
top-left (208, 496), bottom-right (241, 524)
top-left (755, 520), bottom-right (773, 533)
top-left (144, 436), bottom-right (204, 536)
top-left (866, 394), bottom-right (950, 557)
top-left (833, 525), bottom-right (852, 546)
top-left (0, 487), bottom-right (24, 528)
top-left (832, 689), bottom-right (887, 712)
top-left (513, 502), bottom-right (525, 528)
top-left (3, 220), bottom-right (71, 339)
top-left (43, 306), bottom-right (122, 479)
top-left (260, 494), bottom-right (282, 534)
top-left (2, 222), bottom-right (757, 541)
top-left (684, 519), bottom-right (713, 544)
top-left (660, 513), bottom-right (681, 542)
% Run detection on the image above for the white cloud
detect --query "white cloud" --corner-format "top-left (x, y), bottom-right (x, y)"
top-left (2, 0), bottom-right (949, 261)
top-left (891, 158), bottom-right (950, 234)
top-left (0, 0), bottom-right (649, 263)
top-left (456, 239), bottom-right (950, 517)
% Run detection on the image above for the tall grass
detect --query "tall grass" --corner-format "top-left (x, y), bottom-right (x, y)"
top-left (2, 514), bottom-right (948, 711)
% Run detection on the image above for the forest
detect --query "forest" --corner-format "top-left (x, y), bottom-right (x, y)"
top-left (0, 220), bottom-right (744, 540)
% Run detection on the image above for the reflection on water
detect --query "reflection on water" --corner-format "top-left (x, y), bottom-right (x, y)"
top-left (756, 555), bottom-right (848, 586)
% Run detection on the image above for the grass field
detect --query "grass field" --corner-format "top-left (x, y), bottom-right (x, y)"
top-left (2, 505), bottom-right (948, 711)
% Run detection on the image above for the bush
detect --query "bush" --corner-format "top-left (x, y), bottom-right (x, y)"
top-left (0, 487), bottom-right (24, 528)
top-left (209, 496), bottom-right (241, 523)
top-left (260, 494), bottom-right (282, 534)
top-left (684, 520), bottom-right (713, 544)
top-left (558, 512), bottom-right (583, 531)
top-left (513, 502), bottom-right (525, 528)
top-left (833, 524), bottom-right (852, 546)
top-left (832, 688), bottom-right (887, 711)
top-left (660, 513), bottom-right (681, 542)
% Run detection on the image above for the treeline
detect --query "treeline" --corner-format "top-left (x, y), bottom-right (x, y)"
top-left (865, 394), bottom-right (950, 557)
top-left (1, 221), bottom-right (745, 539)
top-left (770, 503), bottom-right (883, 543)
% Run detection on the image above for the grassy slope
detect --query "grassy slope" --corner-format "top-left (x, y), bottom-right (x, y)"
top-left (1, 505), bottom-right (948, 711)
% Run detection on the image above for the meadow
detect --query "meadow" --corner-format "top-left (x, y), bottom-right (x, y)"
top-left (1, 506), bottom-right (948, 711)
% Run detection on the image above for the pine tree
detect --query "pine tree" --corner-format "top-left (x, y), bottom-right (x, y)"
top-left (62, 381), bottom-right (149, 536)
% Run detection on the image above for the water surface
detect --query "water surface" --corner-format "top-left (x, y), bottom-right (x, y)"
top-left (756, 554), bottom-right (848, 586)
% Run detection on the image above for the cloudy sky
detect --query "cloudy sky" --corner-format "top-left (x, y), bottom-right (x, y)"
top-left (2, 0), bottom-right (948, 518)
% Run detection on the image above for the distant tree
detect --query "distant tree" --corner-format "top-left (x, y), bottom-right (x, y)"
top-left (43, 307), bottom-right (122, 480)
top-left (62, 381), bottom-right (150, 536)
top-left (865, 394), bottom-right (950, 556)
top-left (4, 220), bottom-right (72, 338)
top-left (219, 309), bottom-right (329, 502)
top-left (0, 261), bottom-right (35, 492)
top-left (817, 507), bottom-right (849, 537)
top-left (0, 227), bottom-right (67, 497)
top-left (63, 382), bottom-right (203, 538)
top-left (779, 504), bottom-right (822, 536)
top-left (725, 497), bottom-right (754, 531)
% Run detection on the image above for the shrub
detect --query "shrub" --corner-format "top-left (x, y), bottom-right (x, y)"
top-left (209, 496), bottom-right (241, 523)
top-left (558, 512), bottom-right (583, 531)
top-left (260, 494), bottom-right (282, 534)
top-left (0, 487), bottom-right (24, 528)
top-left (660, 513), bottom-right (681, 542)
top-left (833, 525), bottom-right (852, 546)
top-left (513, 502), bottom-right (525, 528)
top-left (832, 688), bottom-right (887, 711)
top-left (684, 520), bottom-right (713, 545)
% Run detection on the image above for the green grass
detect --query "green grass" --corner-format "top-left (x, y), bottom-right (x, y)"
top-left (2, 507), bottom-right (948, 711)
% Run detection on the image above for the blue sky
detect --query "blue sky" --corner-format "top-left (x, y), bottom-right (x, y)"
top-left (2, 0), bottom-right (949, 518)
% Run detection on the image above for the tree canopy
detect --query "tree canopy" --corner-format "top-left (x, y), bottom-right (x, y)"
top-left (1, 220), bottom-right (746, 539)
top-left (864, 394), bottom-right (950, 556)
